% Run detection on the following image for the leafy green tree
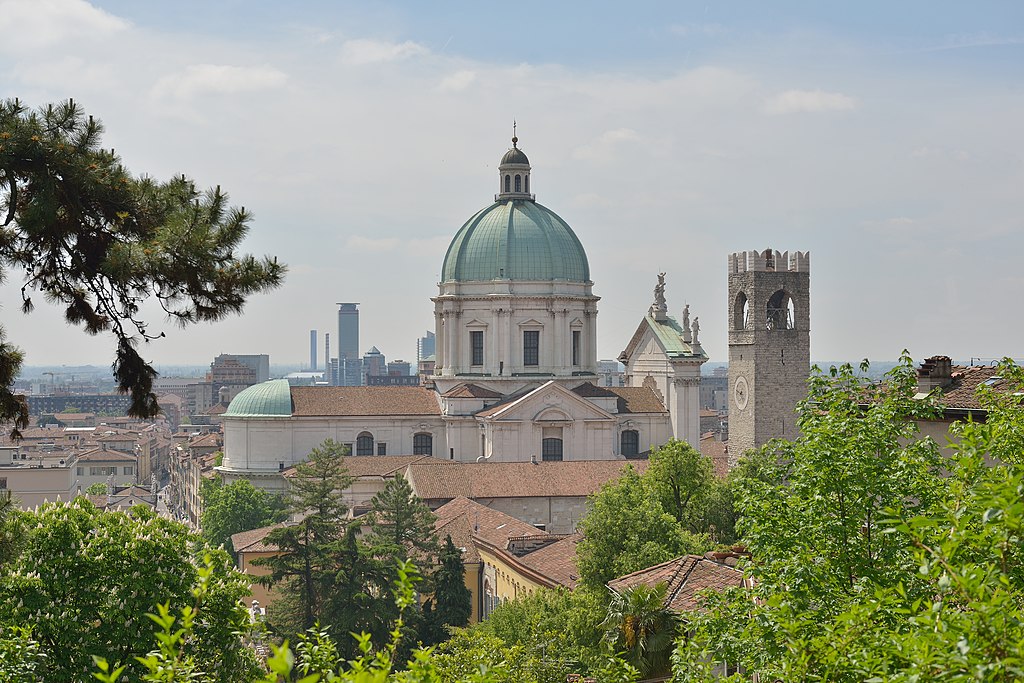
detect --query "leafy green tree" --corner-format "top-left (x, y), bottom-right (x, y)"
top-left (672, 356), bottom-right (992, 681)
top-left (423, 535), bottom-right (472, 645)
top-left (647, 439), bottom-right (714, 531)
top-left (0, 499), bottom-right (257, 683)
top-left (576, 465), bottom-right (710, 588)
top-left (85, 481), bottom-right (109, 495)
top-left (255, 439), bottom-right (353, 633)
top-left (0, 490), bottom-right (25, 568)
top-left (602, 583), bottom-right (677, 679)
top-left (0, 626), bottom-right (43, 682)
top-left (0, 99), bottom-right (284, 433)
top-left (199, 477), bottom-right (286, 556)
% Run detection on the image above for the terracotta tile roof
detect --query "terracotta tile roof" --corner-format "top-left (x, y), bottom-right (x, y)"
top-left (205, 403), bottom-right (229, 415)
top-left (473, 388), bottom-right (537, 417)
top-left (441, 383), bottom-right (505, 399)
top-left (936, 365), bottom-right (1017, 412)
top-left (607, 554), bottom-right (745, 613)
top-left (407, 460), bottom-right (649, 501)
top-left (77, 447), bottom-right (136, 462)
top-left (517, 533), bottom-right (581, 588)
top-left (231, 523), bottom-right (290, 554)
top-left (189, 433), bottom-right (222, 449)
top-left (571, 383), bottom-right (667, 413)
top-left (700, 435), bottom-right (730, 479)
top-left (433, 497), bottom-right (543, 564)
top-left (290, 386), bottom-right (441, 416)
top-left (281, 455), bottom-right (443, 480)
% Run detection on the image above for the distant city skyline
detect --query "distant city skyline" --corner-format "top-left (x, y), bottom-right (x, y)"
top-left (2, 0), bottom-right (1022, 368)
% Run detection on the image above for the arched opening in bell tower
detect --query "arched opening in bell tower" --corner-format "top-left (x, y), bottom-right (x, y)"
top-left (766, 289), bottom-right (794, 330)
top-left (733, 292), bottom-right (749, 331)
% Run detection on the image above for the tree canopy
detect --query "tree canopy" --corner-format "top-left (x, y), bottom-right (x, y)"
top-left (0, 99), bottom-right (284, 433)
top-left (574, 442), bottom-right (728, 588)
top-left (674, 357), bottom-right (1024, 682)
top-left (200, 477), bottom-right (286, 557)
top-left (0, 498), bottom-right (258, 683)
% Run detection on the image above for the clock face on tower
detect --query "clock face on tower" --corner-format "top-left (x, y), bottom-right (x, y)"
top-left (734, 375), bottom-right (749, 411)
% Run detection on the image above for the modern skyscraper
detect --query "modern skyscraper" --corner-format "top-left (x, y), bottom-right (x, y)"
top-left (336, 303), bottom-right (361, 386)
top-left (417, 330), bottom-right (435, 362)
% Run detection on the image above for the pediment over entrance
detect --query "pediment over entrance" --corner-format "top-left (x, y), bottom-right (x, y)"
top-left (476, 381), bottom-right (615, 424)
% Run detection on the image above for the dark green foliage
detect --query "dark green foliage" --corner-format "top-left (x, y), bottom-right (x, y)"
top-left (200, 477), bottom-right (286, 557)
top-left (422, 535), bottom-right (472, 644)
top-left (602, 583), bottom-right (677, 679)
top-left (0, 499), bottom-right (257, 683)
top-left (0, 99), bottom-right (284, 430)
top-left (255, 440), bottom-right (353, 634)
top-left (365, 475), bottom-right (439, 563)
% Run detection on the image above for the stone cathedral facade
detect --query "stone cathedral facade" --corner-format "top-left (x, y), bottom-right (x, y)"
top-left (219, 136), bottom-right (708, 486)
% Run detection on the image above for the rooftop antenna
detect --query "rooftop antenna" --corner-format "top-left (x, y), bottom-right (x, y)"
top-left (512, 120), bottom-right (517, 147)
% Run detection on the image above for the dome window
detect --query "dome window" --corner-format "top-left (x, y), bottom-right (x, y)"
top-left (515, 175), bottom-right (522, 192)
top-left (504, 175), bottom-right (510, 193)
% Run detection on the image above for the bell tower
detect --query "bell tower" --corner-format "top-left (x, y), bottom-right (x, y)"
top-left (727, 249), bottom-right (810, 459)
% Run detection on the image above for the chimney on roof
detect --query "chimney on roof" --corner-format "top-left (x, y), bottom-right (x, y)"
top-left (917, 355), bottom-right (953, 393)
top-left (530, 454), bottom-right (538, 465)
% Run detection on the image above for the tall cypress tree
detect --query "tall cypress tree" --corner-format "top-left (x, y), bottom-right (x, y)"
top-left (424, 534), bottom-right (472, 644)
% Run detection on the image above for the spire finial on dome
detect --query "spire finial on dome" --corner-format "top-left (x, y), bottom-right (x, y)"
top-left (512, 120), bottom-right (518, 148)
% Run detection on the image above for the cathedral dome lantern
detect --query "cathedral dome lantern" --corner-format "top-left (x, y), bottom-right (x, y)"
top-left (497, 128), bottom-right (533, 201)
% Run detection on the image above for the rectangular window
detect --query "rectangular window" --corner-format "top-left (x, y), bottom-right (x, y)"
top-left (572, 330), bottom-right (581, 366)
top-left (123, 466), bottom-right (133, 475)
top-left (0, 478), bottom-right (6, 490)
top-left (377, 442), bottom-right (387, 456)
top-left (77, 467), bottom-right (84, 475)
top-left (523, 330), bottom-right (539, 367)
top-left (471, 330), bottom-right (484, 366)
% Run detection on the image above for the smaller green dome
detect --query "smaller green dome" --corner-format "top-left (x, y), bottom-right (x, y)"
top-left (224, 379), bottom-right (293, 417)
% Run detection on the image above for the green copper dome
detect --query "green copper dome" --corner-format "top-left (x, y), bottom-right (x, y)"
top-left (224, 379), bottom-right (293, 418)
top-left (441, 199), bottom-right (590, 283)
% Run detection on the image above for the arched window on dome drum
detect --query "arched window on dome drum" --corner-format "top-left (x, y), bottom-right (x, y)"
top-left (413, 433), bottom-right (433, 456)
top-left (356, 432), bottom-right (374, 456)
top-left (525, 174), bottom-right (529, 194)
top-left (542, 438), bottom-right (563, 461)
top-left (621, 430), bottom-right (639, 457)
top-left (515, 175), bottom-right (522, 192)
top-left (504, 175), bottom-right (510, 193)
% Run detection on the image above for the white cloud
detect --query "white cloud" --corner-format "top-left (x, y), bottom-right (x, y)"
top-left (438, 70), bottom-right (477, 92)
top-left (0, 0), bottom-right (128, 52)
top-left (763, 89), bottom-right (856, 114)
top-left (572, 128), bottom-right (642, 162)
top-left (340, 39), bottom-right (428, 65)
top-left (347, 236), bottom-right (401, 252)
top-left (151, 64), bottom-right (288, 101)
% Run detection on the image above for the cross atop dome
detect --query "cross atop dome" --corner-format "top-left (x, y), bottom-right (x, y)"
top-left (497, 125), bottom-right (534, 201)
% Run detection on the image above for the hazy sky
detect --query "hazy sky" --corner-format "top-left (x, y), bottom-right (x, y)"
top-left (2, 0), bottom-right (1022, 371)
